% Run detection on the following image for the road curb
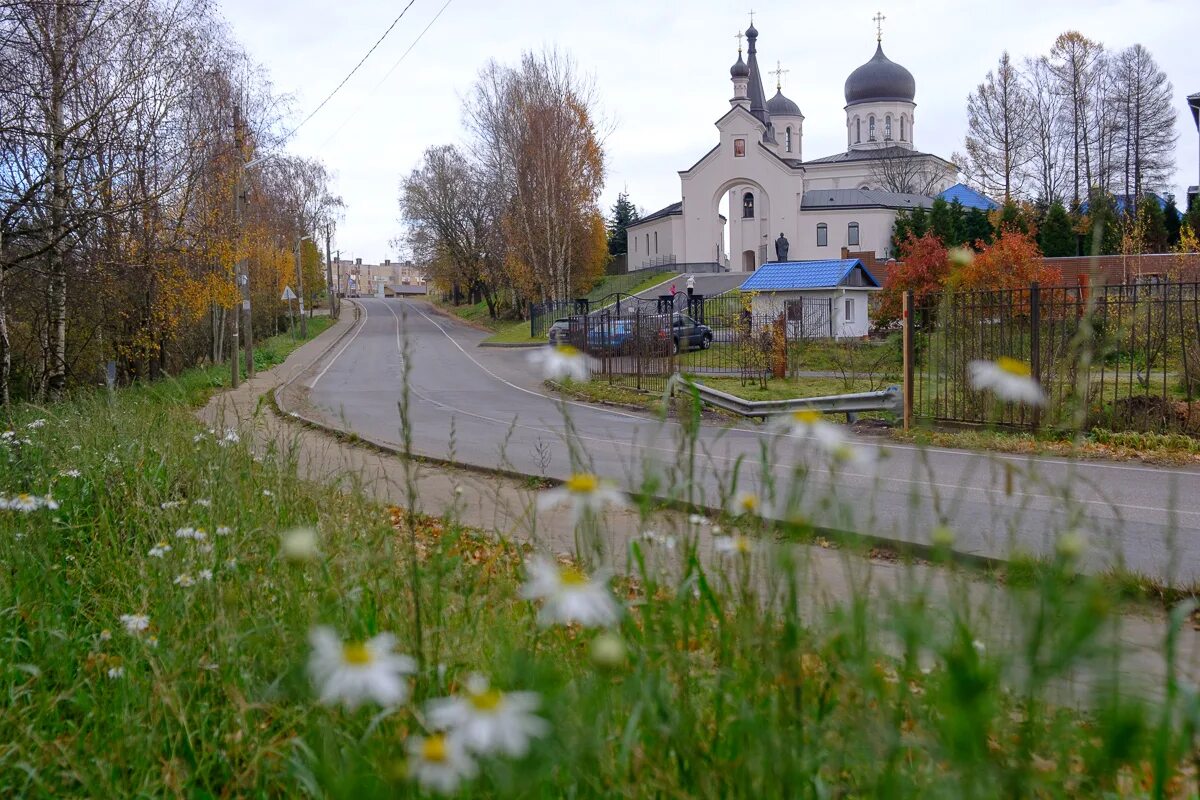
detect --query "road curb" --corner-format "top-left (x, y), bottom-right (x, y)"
top-left (478, 341), bottom-right (543, 349)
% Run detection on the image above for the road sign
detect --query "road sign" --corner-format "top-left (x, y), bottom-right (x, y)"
top-left (281, 286), bottom-right (297, 301)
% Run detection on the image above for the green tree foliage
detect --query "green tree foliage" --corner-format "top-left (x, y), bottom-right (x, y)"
top-left (1136, 197), bottom-right (1168, 253)
top-left (1163, 195), bottom-right (1181, 247)
top-left (1187, 198), bottom-right (1200, 243)
top-left (962, 208), bottom-right (994, 248)
top-left (995, 200), bottom-right (1032, 235)
top-left (1039, 201), bottom-right (1076, 257)
top-left (929, 198), bottom-right (959, 246)
top-left (1085, 189), bottom-right (1122, 255)
top-left (606, 192), bottom-right (639, 256)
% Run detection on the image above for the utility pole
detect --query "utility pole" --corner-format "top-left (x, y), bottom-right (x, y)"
top-left (325, 227), bottom-right (337, 320)
top-left (230, 104), bottom-right (242, 390)
top-left (234, 105), bottom-right (255, 381)
top-left (296, 234), bottom-right (312, 338)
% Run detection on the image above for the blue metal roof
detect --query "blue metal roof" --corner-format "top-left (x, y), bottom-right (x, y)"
top-left (738, 259), bottom-right (880, 291)
top-left (1080, 192), bottom-right (1169, 216)
top-left (937, 183), bottom-right (999, 211)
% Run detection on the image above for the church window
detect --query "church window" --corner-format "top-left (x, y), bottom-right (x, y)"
top-left (742, 192), bottom-right (755, 219)
top-left (900, 116), bottom-right (906, 141)
top-left (633, 235), bottom-right (637, 253)
top-left (855, 118), bottom-right (861, 144)
top-left (885, 116), bottom-right (892, 140)
top-left (848, 222), bottom-right (860, 246)
top-left (734, 138), bottom-right (746, 157)
top-left (816, 223), bottom-right (828, 247)
top-left (869, 116), bottom-right (876, 141)
top-left (785, 127), bottom-right (792, 153)
top-left (654, 231), bottom-right (658, 253)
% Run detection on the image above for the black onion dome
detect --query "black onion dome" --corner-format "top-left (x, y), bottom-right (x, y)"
top-left (844, 43), bottom-right (915, 105)
top-left (730, 52), bottom-right (749, 79)
top-left (766, 89), bottom-right (801, 116)
top-left (745, 22), bottom-right (758, 39)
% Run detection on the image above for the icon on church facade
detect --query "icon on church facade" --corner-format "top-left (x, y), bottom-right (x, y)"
top-left (733, 138), bottom-right (746, 157)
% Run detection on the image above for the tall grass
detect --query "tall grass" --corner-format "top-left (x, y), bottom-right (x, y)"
top-left (0, 329), bottom-right (1198, 797)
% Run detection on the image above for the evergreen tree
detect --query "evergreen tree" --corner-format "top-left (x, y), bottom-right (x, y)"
top-left (1085, 189), bottom-right (1122, 255)
top-left (890, 209), bottom-right (912, 254)
top-left (1136, 197), bottom-right (1169, 253)
top-left (606, 192), bottom-right (639, 256)
top-left (997, 200), bottom-right (1031, 235)
top-left (929, 197), bottom-right (957, 244)
top-left (962, 208), bottom-right (994, 248)
top-left (1187, 198), bottom-right (1200, 243)
top-left (1164, 194), bottom-right (1181, 247)
top-left (1038, 201), bottom-right (1075, 257)
top-left (909, 205), bottom-right (929, 239)
top-left (948, 199), bottom-right (968, 247)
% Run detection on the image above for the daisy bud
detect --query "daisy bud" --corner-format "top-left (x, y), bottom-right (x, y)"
top-left (931, 525), bottom-right (955, 550)
top-left (948, 247), bottom-right (975, 268)
top-left (281, 527), bottom-right (320, 562)
top-left (1056, 530), bottom-right (1086, 562)
top-left (590, 632), bottom-right (627, 670)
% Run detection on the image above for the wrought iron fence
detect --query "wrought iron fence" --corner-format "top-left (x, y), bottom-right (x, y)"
top-left (911, 281), bottom-right (1200, 435)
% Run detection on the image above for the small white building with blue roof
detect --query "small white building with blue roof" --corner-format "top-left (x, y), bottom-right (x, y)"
top-left (739, 258), bottom-right (880, 338)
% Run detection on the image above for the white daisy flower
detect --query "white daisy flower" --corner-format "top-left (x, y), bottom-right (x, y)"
top-left (528, 344), bottom-right (592, 382)
top-left (3, 493), bottom-right (56, 512)
top-left (215, 526), bottom-right (232, 536)
top-left (771, 409), bottom-right (845, 450)
top-left (198, 569), bottom-right (213, 582)
top-left (972, 639), bottom-right (986, 654)
top-left (119, 614), bottom-right (150, 635)
top-left (406, 733), bottom-right (477, 795)
top-left (70, 444), bottom-right (81, 451)
top-left (99, 629), bottom-right (112, 642)
top-left (58, 469), bottom-right (81, 478)
top-left (968, 358), bottom-right (1046, 406)
top-left (520, 556), bottom-right (620, 628)
top-left (192, 499), bottom-right (211, 508)
top-left (147, 542), bottom-right (171, 558)
top-left (729, 490), bottom-right (771, 518)
top-left (218, 429), bottom-right (240, 446)
top-left (145, 635), bottom-right (159, 648)
top-left (688, 513), bottom-right (710, 526)
top-left (641, 530), bottom-right (676, 550)
top-left (281, 527), bottom-right (319, 562)
top-left (713, 534), bottom-right (755, 556)
top-left (307, 626), bottom-right (417, 711)
top-left (427, 673), bottom-right (549, 758)
top-left (536, 473), bottom-right (626, 526)
top-left (192, 432), bottom-right (207, 443)
top-left (26, 418), bottom-right (46, 430)
top-left (197, 542), bottom-right (213, 554)
top-left (262, 489), bottom-right (273, 498)
top-left (106, 666), bottom-right (125, 679)
top-left (173, 573), bottom-right (196, 587)
top-left (160, 500), bottom-right (185, 510)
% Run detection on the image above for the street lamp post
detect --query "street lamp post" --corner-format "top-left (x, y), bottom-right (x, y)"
top-left (237, 150), bottom-right (283, 382)
top-left (296, 234), bottom-right (312, 338)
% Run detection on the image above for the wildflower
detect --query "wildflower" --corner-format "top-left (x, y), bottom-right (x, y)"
top-left (174, 573), bottom-right (196, 587)
top-left (771, 409), bottom-right (844, 450)
top-left (99, 629), bottom-right (112, 642)
top-left (307, 626), bottom-right (417, 710)
top-left (225, 558), bottom-right (238, 571)
top-left (262, 489), bottom-right (274, 498)
top-left (145, 635), bottom-right (159, 648)
top-left (590, 632), bottom-right (627, 669)
top-left (197, 542), bottom-right (213, 554)
top-left (406, 733), bottom-right (477, 794)
top-left (148, 542), bottom-right (171, 558)
top-left (641, 530), bottom-right (676, 550)
top-left (1056, 530), bottom-right (1086, 561)
top-left (536, 473), bottom-right (626, 525)
top-left (192, 432), bottom-right (207, 443)
top-left (198, 569), bottom-right (213, 582)
top-left (729, 489), bottom-right (770, 518)
top-left (713, 534), bottom-right (755, 556)
top-left (199, 659), bottom-right (219, 671)
top-left (215, 526), bottom-right (232, 536)
top-left (427, 673), bottom-right (549, 758)
top-left (2, 493), bottom-right (57, 512)
top-left (972, 639), bottom-right (986, 654)
top-left (688, 513), bottom-right (709, 526)
top-left (528, 344), bottom-right (591, 382)
top-left (26, 418), bottom-right (46, 430)
top-left (119, 614), bottom-right (150, 635)
top-left (281, 527), bottom-right (319, 562)
top-left (218, 429), bottom-right (240, 446)
top-left (931, 525), bottom-right (955, 549)
top-left (107, 666), bottom-right (125, 679)
top-left (948, 247), bottom-right (975, 268)
top-left (193, 499), bottom-right (211, 508)
top-left (968, 358), bottom-right (1045, 406)
top-left (160, 500), bottom-right (184, 510)
top-left (59, 469), bottom-right (81, 478)
top-left (520, 556), bottom-right (620, 628)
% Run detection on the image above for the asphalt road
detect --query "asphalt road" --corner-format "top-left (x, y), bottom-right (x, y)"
top-left (303, 297), bottom-right (1200, 583)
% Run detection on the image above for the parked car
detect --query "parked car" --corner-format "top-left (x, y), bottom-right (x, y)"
top-left (586, 317), bottom-right (636, 353)
top-left (655, 313), bottom-right (713, 354)
top-left (547, 318), bottom-right (572, 346)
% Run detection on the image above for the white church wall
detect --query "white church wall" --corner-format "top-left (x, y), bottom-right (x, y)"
top-left (791, 208), bottom-right (898, 260)
top-left (846, 100), bottom-right (916, 150)
top-left (627, 214), bottom-right (682, 270)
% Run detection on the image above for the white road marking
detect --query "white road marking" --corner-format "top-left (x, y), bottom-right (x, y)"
top-left (307, 302), bottom-right (370, 389)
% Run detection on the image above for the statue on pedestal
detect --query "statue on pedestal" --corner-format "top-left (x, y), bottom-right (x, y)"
top-left (775, 232), bottom-right (790, 262)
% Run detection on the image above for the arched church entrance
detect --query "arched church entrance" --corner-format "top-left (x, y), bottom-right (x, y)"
top-left (711, 177), bottom-right (770, 274)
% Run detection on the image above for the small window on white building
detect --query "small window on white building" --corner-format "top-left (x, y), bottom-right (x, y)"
top-left (785, 126), bottom-right (793, 153)
top-left (885, 116), bottom-right (892, 140)
top-left (633, 235), bottom-right (637, 253)
top-left (844, 297), bottom-right (855, 323)
top-left (869, 116), bottom-right (876, 141)
top-left (654, 231), bottom-right (658, 253)
top-left (816, 223), bottom-right (828, 247)
top-left (855, 118), bottom-right (861, 143)
top-left (848, 222), bottom-right (860, 247)
top-left (900, 116), bottom-right (906, 141)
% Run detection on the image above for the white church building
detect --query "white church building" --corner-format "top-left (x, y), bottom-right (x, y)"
top-left (626, 19), bottom-right (958, 272)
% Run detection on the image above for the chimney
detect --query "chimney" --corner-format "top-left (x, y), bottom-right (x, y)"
top-left (355, 258), bottom-right (362, 266)
top-left (385, 259), bottom-right (391, 266)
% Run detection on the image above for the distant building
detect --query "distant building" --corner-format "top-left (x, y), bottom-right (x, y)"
top-left (739, 258), bottom-right (880, 338)
top-left (335, 258), bottom-right (427, 296)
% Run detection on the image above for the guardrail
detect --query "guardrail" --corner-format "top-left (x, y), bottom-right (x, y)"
top-left (669, 376), bottom-right (901, 421)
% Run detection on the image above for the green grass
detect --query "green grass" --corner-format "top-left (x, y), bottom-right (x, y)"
top-left (2, 328), bottom-right (1199, 796)
top-left (544, 378), bottom-right (665, 410)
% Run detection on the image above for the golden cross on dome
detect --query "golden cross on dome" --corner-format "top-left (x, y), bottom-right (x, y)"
top-left (770, 60), bottom-right (789, 91)
top-left (734, 30), bottom-right (743, 53)
top-left (873, 11), bottom-right (886, 43)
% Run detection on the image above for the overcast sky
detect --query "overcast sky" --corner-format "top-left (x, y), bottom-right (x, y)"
top-left (217, 0), bottom-right (1200, 262)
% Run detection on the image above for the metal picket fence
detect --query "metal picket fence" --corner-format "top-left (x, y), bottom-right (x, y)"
top-left (909, 281), bottom-right (1200, 435)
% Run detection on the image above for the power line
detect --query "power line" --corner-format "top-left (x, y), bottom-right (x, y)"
top-left (281, 0), bottom-right (419, 143)
top-left (319, 0), bottom-right (454, 148)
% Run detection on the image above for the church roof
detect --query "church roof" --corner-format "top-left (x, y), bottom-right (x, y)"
top-left (633, 201), bottom-right (682, 225)
top-left (744, 24), bottom-right (771, 131)
top-left (800, 189), bottom-right (935, 211)
top-left (844, 42), bottom-right (916, 106)
top-left (938, 183), bottom-right (999, 211)
top-left (766, 88), bottom-right (801, 117)
top-left (739, 259), bottom-right (880, 291)
top-left (803, 145), bottom-right (945, 165)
